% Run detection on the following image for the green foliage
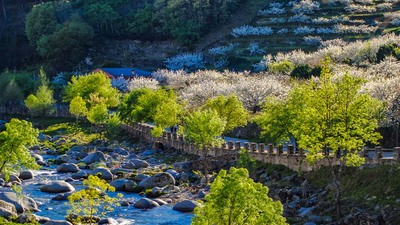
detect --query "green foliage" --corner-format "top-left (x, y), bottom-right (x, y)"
top-left (258, 58), bottom-right (383, 167)
top-left (106, 113), bottom-right (121, 139)
top-left (68, 175), bottom-right (122, 224)
top-left (63, 71), bottom-right (120, 108)
top-left (86, 103), bottom-right (108, 126)
top-left (83, 3), bottom-right (119, 35)
top-left (24, 85), bottom-right (55, 117)
top-left (128, 6), bottom-right (155, 38)
top-left (0, 119), bottom-right (39, 176)
top-left (25, 2), bottom-right (58, 48)
top-left (0, 217), bottom-right (39, 225)
top-left (119, 88), bottom-right (183, 137)
top-left (268, 60), bottom-right (295, 75)
top-left (290, 64), bottom-right (321, 79)
top-left (37, 19), bottom-right (94, 68)
top-left (202, 94), bottom-right (248, 133)
top-left (0, 70), bottom-right (38, 100)
top-left (237, 148), bottom-right (257, 175)
top-left (69, 96), bottom-right (88, 124)
top-left (184, 109), bottom-right (226, 149)
top-left (376, 43), bottom-right (400, 62)
top-left (192, 167), bottom-right (287, 225)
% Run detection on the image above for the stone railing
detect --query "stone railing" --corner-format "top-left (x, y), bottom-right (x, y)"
top-left (122, 123), bottom-right (400, 171)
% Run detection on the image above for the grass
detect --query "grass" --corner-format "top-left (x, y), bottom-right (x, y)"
top-left (0, 217), bottom-right (39, 225)
top-left (307, 164), bottom-right (400, 206)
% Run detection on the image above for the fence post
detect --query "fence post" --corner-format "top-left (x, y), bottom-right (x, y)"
top-left (244, 142), bottom-right (250, 152)
top-left (288, 144), bottom-right (294, 155)
top-left (235, 142), bottom-right (241, 151)
top-left (277, 145), bottom-right (283, 156)
top-left (375, 146), bottom-right (383, 159)
top-left (259, 143), bottom-right (265, 153)
top-left (251, 143), bottom-right (257, 153)
top-left (393, 147), bottom-right (400, 162)
top-left (268, 144), bottom-right (274, 154)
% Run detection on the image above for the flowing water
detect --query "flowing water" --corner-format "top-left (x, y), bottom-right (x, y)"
top-left (2, 169), bottom-right (194, 225)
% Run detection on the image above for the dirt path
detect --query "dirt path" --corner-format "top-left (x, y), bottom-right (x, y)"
top-left (195, 0), bottom-right (266, 51)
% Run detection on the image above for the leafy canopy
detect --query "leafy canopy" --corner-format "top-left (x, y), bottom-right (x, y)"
top-left (184, 109), bottom-right (226, 148)
top-left (192, 167), bottom-right (287, 225)
top-left (0, 119), bottom-right (39, 176)
top-left (68, 175), bottom-right (122, 224)
top-left (63, 71), bottom-right (120, 108)
top-left (258, 58), bottom-right (383, 166)
top-left (202, 94), bottom-right (248, 133)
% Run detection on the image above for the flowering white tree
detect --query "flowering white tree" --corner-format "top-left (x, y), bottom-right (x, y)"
top-left (111, 77), bottom-right (129, 92)
top-left (165, 53), bottom-right (205, 71)
top-left (291, 0), bottom-right (320, 14)
top-left (231, 25), bottom-right (273, 37)
top-left (128, 77), bottom-right (159, 91)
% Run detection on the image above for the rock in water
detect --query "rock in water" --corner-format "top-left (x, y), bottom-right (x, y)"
top-left (173, 200), bottom-right (199, 212)
top-left (40, 181), bottom-right (75, 193)
top-left (138, 172), bottom-right (175, 189)
top-left (133, 198), bottom-right (159, 209)
top-left (0, 192), bottom-right (38, 213)
top-left (57, 163), bottom-right (80, 173)
top-left (81, 151), bottom-right (106, 164)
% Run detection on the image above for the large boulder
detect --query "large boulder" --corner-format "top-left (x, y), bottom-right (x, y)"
top-left (173, 200), bottom-right (199, 212)
top-left (81, 151), bottom-right (106, 164)
top-left (98, 218), bottom-right (119, 225)
top-left (133, 198), bottom-right (159, 209)
top-left (129, 159), bottom-right (150, 168)
top-left (138, 172), bottom-right (175, 189)
top-left (57, 163), bottom-right (80, 173)
top-left (110, 179), bottom-right (128, 191)
top-left (91, 167), bottom-right (113, 180)
top-left (19, 170), bottom-right (34, 180)
top-left (0, 192), bottom-right (38, 213)
top-left (40, 181), bottom-right (75, 193)
top-left (124, 180), bottom-right (139, 193)
top-left (0, 200), bottom-right (17, 219)
top-left (38, 133), bottom-right (52, 142)
top-left (44, 220), bottom-right (73, 225)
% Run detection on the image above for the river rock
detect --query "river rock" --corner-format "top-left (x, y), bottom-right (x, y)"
top-left (52, 192), bottom-right (72, 201)
top-left (91, 167), bottom-right (113, 180)
top-left (44, 220), bottom-right (73, 225)
top-left (81, 151), bottom-right (106, 164)
top-left (138, 172), bottom-right (175, 189)
top-left (110, 179), bottom-right (128, 191)
top-left (98, 218), bottom-right (119, 225)
top-left (8, 174), bottom-right (21, 183)
top-left (121, 162), bottom-right (137, 169)
top-left (141, 149), bottom-right (155, 156)
top-left (19, 170), bottom-right (34, 180)
top-left (173, 200), bottom-right (199, 212)
top-left (31, 153), bottom-right (43, 162)
top-left (71, 172), bottom-right (88, 180)
top-left (133, 198), bottom-right (159, 209)
top-left (129, 159), bottom-right (150, 168)
top-left (18, 213), bottom-right (50, 224)
top-left (166, 169), bottom-right (180, 180)
top-left (124, 180), bottom-right (139, 192)
top-left (153, 198), bottom-right (168, 206)
top-left (40, 181), bottom-right (75, 193)
top-left (172, 161), bottom-right (193, 172)
top-left (133, 174), bottom-right (150, 182)
top-left (0, 200), bottom-right (17, 219)
top-left (0, 192), bottom-right (38, 213)
top-left (57, 163), bottom-right (80, 173)
top-left (127, 154), bottom-right (138, 159)
top-left (38, 133), bottom-right (52, 142)
top-left (114, 147), bottom-right (129, 156)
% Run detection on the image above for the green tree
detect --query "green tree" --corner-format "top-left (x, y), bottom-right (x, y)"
top-left (202, 94), bottom-right (248, 134)
top-left (184, 109), bottom-right (226, 183)
top-left (64, 71), bottom-right (120, 108)
top-left (118, 88), bottom-right (183, 137)
top-left (68, 175), bottom-right (122, 225)
top-left (87, 103), bottom-right (108, 135)
top-left (36, 19), bottom-right (94, 68)
top-left (268, 60), bottom-right (295, 75)
top-left (0, 119), bottom-right (39, 177)
top-left (83, 3), bottom-right (119, 35)
top-left (24, 70), bottom-right (55, 127)
top-left (192, 167), bottom-right (287, 225)
top-left (69, 96), bottom-right (88, 125)
top-left (257, 58), bottom-right (383, 219)
top-left (25, 2), bottom-right (58, 48)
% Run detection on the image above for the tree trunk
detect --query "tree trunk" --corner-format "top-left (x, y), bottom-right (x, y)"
top-left (204, 146), bottom-right (209, 185)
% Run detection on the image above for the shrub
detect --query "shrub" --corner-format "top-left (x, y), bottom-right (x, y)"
top-left (268, 60), bottom-right (295, 75)
top-left (165, 53), bottom-right (205, 72)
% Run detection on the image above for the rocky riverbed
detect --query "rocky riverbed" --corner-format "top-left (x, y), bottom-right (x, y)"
top-left (0, 134), bottom-right (206, 225)
top-left (0, 133), bottom-right (399, 225)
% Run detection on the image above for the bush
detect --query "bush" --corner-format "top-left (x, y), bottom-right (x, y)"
top-left (376, 43), bottom-right (400, 62)
top-left (268, 60), bottom-right (295, 75)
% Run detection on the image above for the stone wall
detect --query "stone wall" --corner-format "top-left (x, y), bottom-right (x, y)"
top-left (122, 123), bottom-right (400, 171)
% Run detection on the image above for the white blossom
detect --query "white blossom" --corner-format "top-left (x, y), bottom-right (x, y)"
top-left (291, 0), bottom-right (320, 14)
top-left (304, 36), bottom-right (322, 46)
top-left (128, 77), bottom-right (159, 91)
top-left (248, 43), bottom-right (266, 55)
top-left (293, 26), bottom-right (315, 35)
top-left (165, 53), bottom-right (205, 71)
top-left (111, 77), bottom-right (129, 92)
top-left (231, 25), bottom-right (274, 37)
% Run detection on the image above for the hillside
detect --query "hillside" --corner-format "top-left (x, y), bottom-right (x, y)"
top-left (0, 0), bottom-right (400, 72)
